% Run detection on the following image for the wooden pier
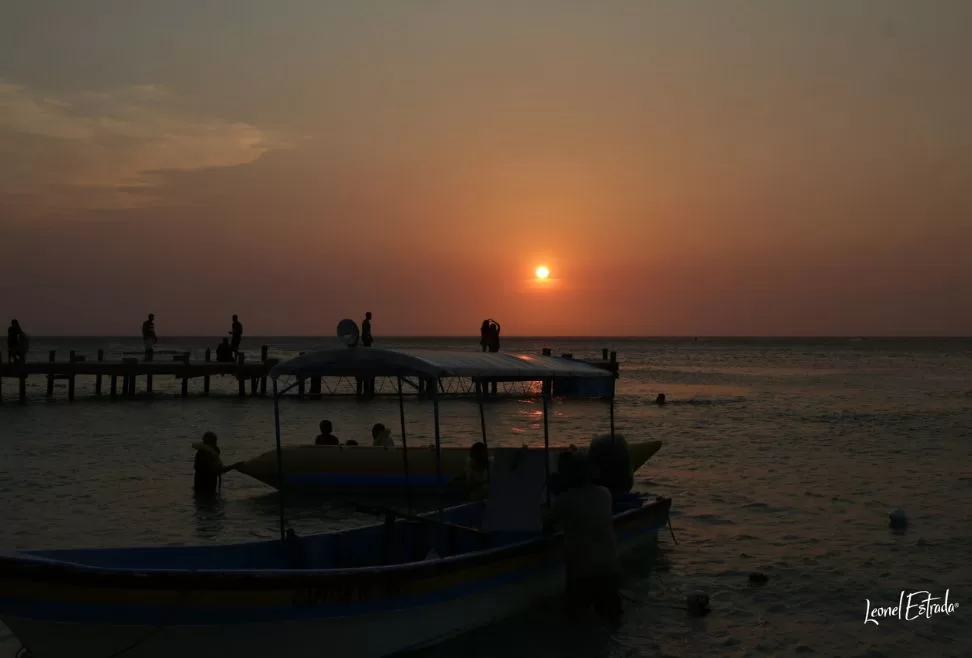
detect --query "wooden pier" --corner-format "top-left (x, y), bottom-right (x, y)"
top-left (0, 347), bottom-right (619, 404)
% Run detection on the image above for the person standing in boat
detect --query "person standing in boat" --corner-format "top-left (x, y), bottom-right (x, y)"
top-left (464, 442), bottom-right (490, 500)
top-left (7, 319), bottom-right (26, 363)
top-left (142, 313), bottom-right (158, 352)
top-left (546, 456), bottom-right (621, 624)
top-left (229, 314), bottom-right (243, 357)
top-left (192, 432), bottom-right (241, 496)
top-left (315, 420), bottom-right (339, 445)
top-left (371, 423), bottom-right (394, 447)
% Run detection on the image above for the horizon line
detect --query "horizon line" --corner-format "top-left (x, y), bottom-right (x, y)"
top-left (21, 334), bottom-right (972, 340)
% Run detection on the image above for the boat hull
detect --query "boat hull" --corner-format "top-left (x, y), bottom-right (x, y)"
top-left (234, 441), bottom-right (663, 492)
top-left (0, 499), bottom-right (670, 658)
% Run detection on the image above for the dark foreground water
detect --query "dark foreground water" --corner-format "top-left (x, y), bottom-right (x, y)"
top-left (2, 337), bottom-right (971, 657)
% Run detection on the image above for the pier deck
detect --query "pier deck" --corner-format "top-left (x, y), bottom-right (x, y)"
top-left (0, 347), bottom-right (619, 403)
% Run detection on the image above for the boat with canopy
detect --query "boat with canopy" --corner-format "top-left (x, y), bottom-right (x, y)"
top-left (0, 332), bottom-right (673, 658)
top-left (232, 346), bottom-right (662, 496)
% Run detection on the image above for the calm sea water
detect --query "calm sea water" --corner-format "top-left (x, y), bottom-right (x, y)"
top-left (2, 336), bottom-right (971, 657)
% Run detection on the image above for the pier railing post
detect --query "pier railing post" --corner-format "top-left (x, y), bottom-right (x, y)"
top-left (68, 351), bottom-right (77, 401)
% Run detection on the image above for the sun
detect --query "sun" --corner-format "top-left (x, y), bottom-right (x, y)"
top-left (535, 265), bottom-right (550, 280)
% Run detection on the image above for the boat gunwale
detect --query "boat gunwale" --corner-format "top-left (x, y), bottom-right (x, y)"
top-left (0, 498), bottom-right (671, 591)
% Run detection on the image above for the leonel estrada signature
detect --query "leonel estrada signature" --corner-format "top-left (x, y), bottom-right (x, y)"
top-left (864, 590), bottom-right (959, 625)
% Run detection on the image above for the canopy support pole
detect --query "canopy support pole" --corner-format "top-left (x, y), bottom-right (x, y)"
top-left (273, 380), bottom-right (286, 544)
top-left (610, 395), bottom-right (616, 441)
top-left (433, 385), bottom-right (444, 522)
top-left (477, 383), bottom-right (491, 483)
top-left (397, 376), bottom-right (412, 515)
top-left (542, 378), bottom-right (551, 508)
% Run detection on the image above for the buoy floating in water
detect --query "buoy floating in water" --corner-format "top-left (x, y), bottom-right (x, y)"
top-left (686, 591), bottom-right (710, 617)
top-left (889, 509), bottom-right (908, 530)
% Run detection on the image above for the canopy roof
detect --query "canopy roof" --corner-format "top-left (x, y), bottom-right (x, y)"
top-left (269, 347), bottom-right (613, 381)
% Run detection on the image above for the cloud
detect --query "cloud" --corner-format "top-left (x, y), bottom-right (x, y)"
top-left (0, 82), bottom-right (287, 215)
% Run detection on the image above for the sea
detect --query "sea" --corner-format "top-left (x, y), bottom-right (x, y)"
top-left (1, 336), bottom-right (970, 658)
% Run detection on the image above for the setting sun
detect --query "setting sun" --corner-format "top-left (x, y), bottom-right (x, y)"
top-left (535, 266), bottom-right (550, 280)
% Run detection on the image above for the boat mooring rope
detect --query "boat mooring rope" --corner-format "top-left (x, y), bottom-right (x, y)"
top-left (667, 517), bottom-right (678, 545)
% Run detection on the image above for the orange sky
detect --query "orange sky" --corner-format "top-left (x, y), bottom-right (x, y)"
top-left (1, 2), bottom-right (970, 336)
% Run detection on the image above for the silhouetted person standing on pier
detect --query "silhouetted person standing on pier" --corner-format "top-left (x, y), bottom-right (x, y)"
top-left (7, 319), bottom-right (26, 363)
top-left (361, 312), bottom-right (373, 347)
top-left (480, 320), bottom-right (491, 352)
top-left (360, 312), bottom-right (375, 396)
top-left (487, 319), bottom-right (501, 353)
top-left (142, 314), bottom-right (157, 352)
top-left (229, 315), bottom-right (243, 357)
top-left (216, 338), bottom-right (234, 362)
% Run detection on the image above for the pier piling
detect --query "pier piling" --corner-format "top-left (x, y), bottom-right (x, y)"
top-left (144, 349), bottom-right (153, 396)
top-left (237, 353), bottom-right (246, 397)
top-left (46, 350), bottom-right (55, 397)
top-left (203, 348), bottom-right (211, 395)
top-left (95, 350), bottom-right (104, 395)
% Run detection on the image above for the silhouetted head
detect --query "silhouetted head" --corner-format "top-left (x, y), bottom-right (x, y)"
top-left (345, 439), bottom-right (358, 446)
top-left (469, 442), bottom-right (489, 469)
top-left (10, 319), bottom-right (19, 330)
top-left (365, 312), bottom-right (372, 320)
top-left (371, 423), bottom-right (387, 439)
top-left (655, 393), bottom-right (666, 406)
top-left (319, 420), bottom-right (332, 435)
top-left (221, 337), bottom-right (229, 344)
top-left (148, 313), bottom-right (155, 321)
top-left (481, 320), bottom-right (491, 332)
top-left (202, 431), bottom-right (218, 447)
top-left (232, 314), bottom-right (238, 322)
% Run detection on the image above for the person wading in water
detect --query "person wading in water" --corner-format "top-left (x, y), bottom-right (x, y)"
top-left (192, 432), bottom-right (242, 496)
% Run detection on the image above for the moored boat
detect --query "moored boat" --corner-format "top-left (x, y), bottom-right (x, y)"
top-left (0, 339), bottom-right (673, 658)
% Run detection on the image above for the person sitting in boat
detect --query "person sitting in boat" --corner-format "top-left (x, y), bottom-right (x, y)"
top-left (215, 338), bottom-right (234, 362)
top-left (371, 423), bottom-right (394, 447)
top-left (345, 439), bottom-right (359, 446)
top-left (7, 319), bottom-right (26, 363)
top-left (315, 420), bottom-right (339, 445)
top-left (545, 456), bottom-right (621, 624)
top-left (192, 432), bottom-right (241, 495)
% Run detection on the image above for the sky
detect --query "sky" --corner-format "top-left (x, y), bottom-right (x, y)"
top-left (1, 1), bottom-right (970, 337)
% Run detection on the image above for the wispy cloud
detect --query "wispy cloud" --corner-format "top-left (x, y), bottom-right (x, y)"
top-left (0, 82), bottom-right (287, 215)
